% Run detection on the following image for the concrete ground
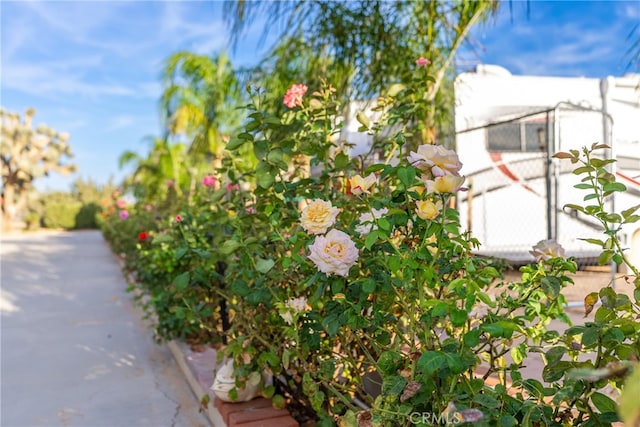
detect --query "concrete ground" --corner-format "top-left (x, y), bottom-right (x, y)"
top-left (1, 230), bottom-right (210, 427)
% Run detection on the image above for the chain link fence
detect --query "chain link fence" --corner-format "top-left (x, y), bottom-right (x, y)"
top-left (456, 103), bottom-right (627, 269)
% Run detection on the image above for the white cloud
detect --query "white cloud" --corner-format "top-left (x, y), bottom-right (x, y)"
top-left (3, 63), bottom-right (136, 98)
top-left (617, 3), bottom-right (640, 19)
top-left (105, 115), bottom-right (136, 132)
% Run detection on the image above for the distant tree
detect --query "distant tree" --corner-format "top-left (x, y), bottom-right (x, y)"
top-left (0, 108), bottom-right (75, 231)
top-left (161, 51), bottom-right (243, 165)
top-left (118, 137), bottom-right (191, 207)
top-left (224, 0), bottom-right (499, 148)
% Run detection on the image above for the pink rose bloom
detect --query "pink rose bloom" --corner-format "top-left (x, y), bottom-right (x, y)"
top-left (175, 215), bottom-right (183, 222)
top-left (116, 199), bottom-right (127, 208)
top-left (415, 57), bottom-right (430, 67)
top-left (202, 175), bottom-right (217, 187)
top-left (226, 183), bottom-right (240, 193)
top-left (119, 210), bottom-right (129, 220)
top-left (246, 207), bottom-right (256, 214)
top-left (283, 83), bottom-right (308, 108)
top-left (167, 179), bottom-right (175, 187)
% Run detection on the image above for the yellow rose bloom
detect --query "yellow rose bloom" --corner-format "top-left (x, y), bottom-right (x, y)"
top-left (349, 173), bottom-right (377, 196)
top-left (416, 199), bottom-right (440, 220)
top-left (300, 199), bottom-right (340, 235)
top-left (425, 175), bottom-right (466, 194)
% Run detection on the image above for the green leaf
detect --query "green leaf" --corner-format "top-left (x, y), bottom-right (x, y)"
top-left (473, 394), bottom-right (500, 409)
top-left (498, 415), bottom-right (518, 427)
top-left (573, 166), bottom-right (594, 175)
top-left (257, 171), bottom-right (275, 189)
top-left (253, 140), bottom-right (269, 160)
top-left (174, 247), bottom-right (188, 260)
top-left (220, 240), bottom-right (241, 255)
top-left (355, 111), bottom-right (371, 129)
top-left (364, 230), bottom-right (379, 250)
top-left (396, 167), bottom-right (416, 187)
top-left (450, 309), bottom-right (467, 327)
top-left (564, 203), bottom-right (586, 213)
top-left (591, 392), bottom-right (618, 413)
top-left (378, 351), bottom-right (403, 375)
top-left (511, 344), bottom-right (526, 365)
top-left (263, 115), bottom-right (281, 125)
top-left (622, 204), bottom-right (640, 220)
top-left (256, 258), bottom-right (275, 274)
top-left (574, 183), bottom-right (593, 190)
top-left (464, 329), bottom-right (480, 347)
top-left (598, 250), bottom-right (614, 265)
top-left (377, 218), bottom-right (391, 231)
top-left (173, 271), bottom-right (189, 290)
top-left (624, 214), bottom-right (640, 224)
top-left (417, 351), bottom-right (446, 375)
top-left (334, 152), bottom-right (350, 169)
top-left (591, 158), bottom-right (616, 168)
top-left (237, 132), bottom-right (254, 141)
top-left (481, 323), bottom-right (504, 337)
top-left (245, 120), bottom-right (260, 131)
top-left (362, 280), bottom-right (376, 294)
top-left (542, 361), bottom-right (572, 382)
top-left (579, 238), bottom-right (605, 247)
top-left (226, 137), bottom-right (247, 151)
top-left (603, 182), bottom-right (626, 193)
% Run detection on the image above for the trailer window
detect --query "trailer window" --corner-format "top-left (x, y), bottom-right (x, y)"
top-left (487, 122), bottom-right (551, 152)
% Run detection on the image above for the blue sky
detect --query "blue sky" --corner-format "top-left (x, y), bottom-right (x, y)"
top-left (1, 1), bottom-right (639, 192)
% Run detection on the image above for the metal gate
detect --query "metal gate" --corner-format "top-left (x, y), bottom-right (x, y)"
top-left (456, 102), bottom-right (617, 268)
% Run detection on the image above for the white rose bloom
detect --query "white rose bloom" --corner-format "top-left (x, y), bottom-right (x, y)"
top-left (308, 229), bottom-right (359, 277)
top-left (407, 144), bottom-right (463, 177)
top-left (300, 199), bottom-right (340, 235)
top-left (530, 239), bottom-right (566, 261)
top-left (279, 311), bottom-right (294, 325)
top-left (286, 296), bottom-right (307, 312)
top-left (355, 208), bottom-right (389, 236)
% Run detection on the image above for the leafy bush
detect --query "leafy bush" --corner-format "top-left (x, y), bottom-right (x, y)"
top-left (107, 75), bottom-right (640, 425)
top-left (41, 192), bottom-right (82, 229)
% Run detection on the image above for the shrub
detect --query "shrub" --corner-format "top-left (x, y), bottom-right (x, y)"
top-left (107, 75), bottom-right (640, 425)
top-left (74, 202), bottom-right (100, 229)
top-left (41, 192), bottom-right (82, 229)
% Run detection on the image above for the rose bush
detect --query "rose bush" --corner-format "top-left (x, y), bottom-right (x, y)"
top-left (104, 70), bottom-right (640, 426)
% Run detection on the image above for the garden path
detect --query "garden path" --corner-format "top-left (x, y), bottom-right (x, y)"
top-left (1, 230), bottom-right (209, 427)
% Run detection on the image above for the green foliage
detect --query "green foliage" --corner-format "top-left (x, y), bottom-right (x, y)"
top-left (40, 192), bottom-right (82, 229)
top-left (103, 6), bottom-right (639, 423)
top-left (32, 178), bottom-right (115, 230)
top-left (107, 80), bottom-right (640, 425)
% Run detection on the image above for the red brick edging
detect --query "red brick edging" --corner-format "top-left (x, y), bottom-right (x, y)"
top-left (167, 341), bottom-right (299, 427)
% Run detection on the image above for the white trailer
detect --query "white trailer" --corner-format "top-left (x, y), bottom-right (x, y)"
top-left (454, 65), bottom-right (640, 265)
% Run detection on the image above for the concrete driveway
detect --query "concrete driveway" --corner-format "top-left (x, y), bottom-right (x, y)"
top-left (1, 230), bottom-right (209, 427)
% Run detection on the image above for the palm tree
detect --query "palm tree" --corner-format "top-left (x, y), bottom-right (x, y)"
top-left (223, 0), bottom-right (499, 150)
top-left (160, 51), bottom-right (243, 167)
top-left (119, 137), bottom-right (191, 206)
